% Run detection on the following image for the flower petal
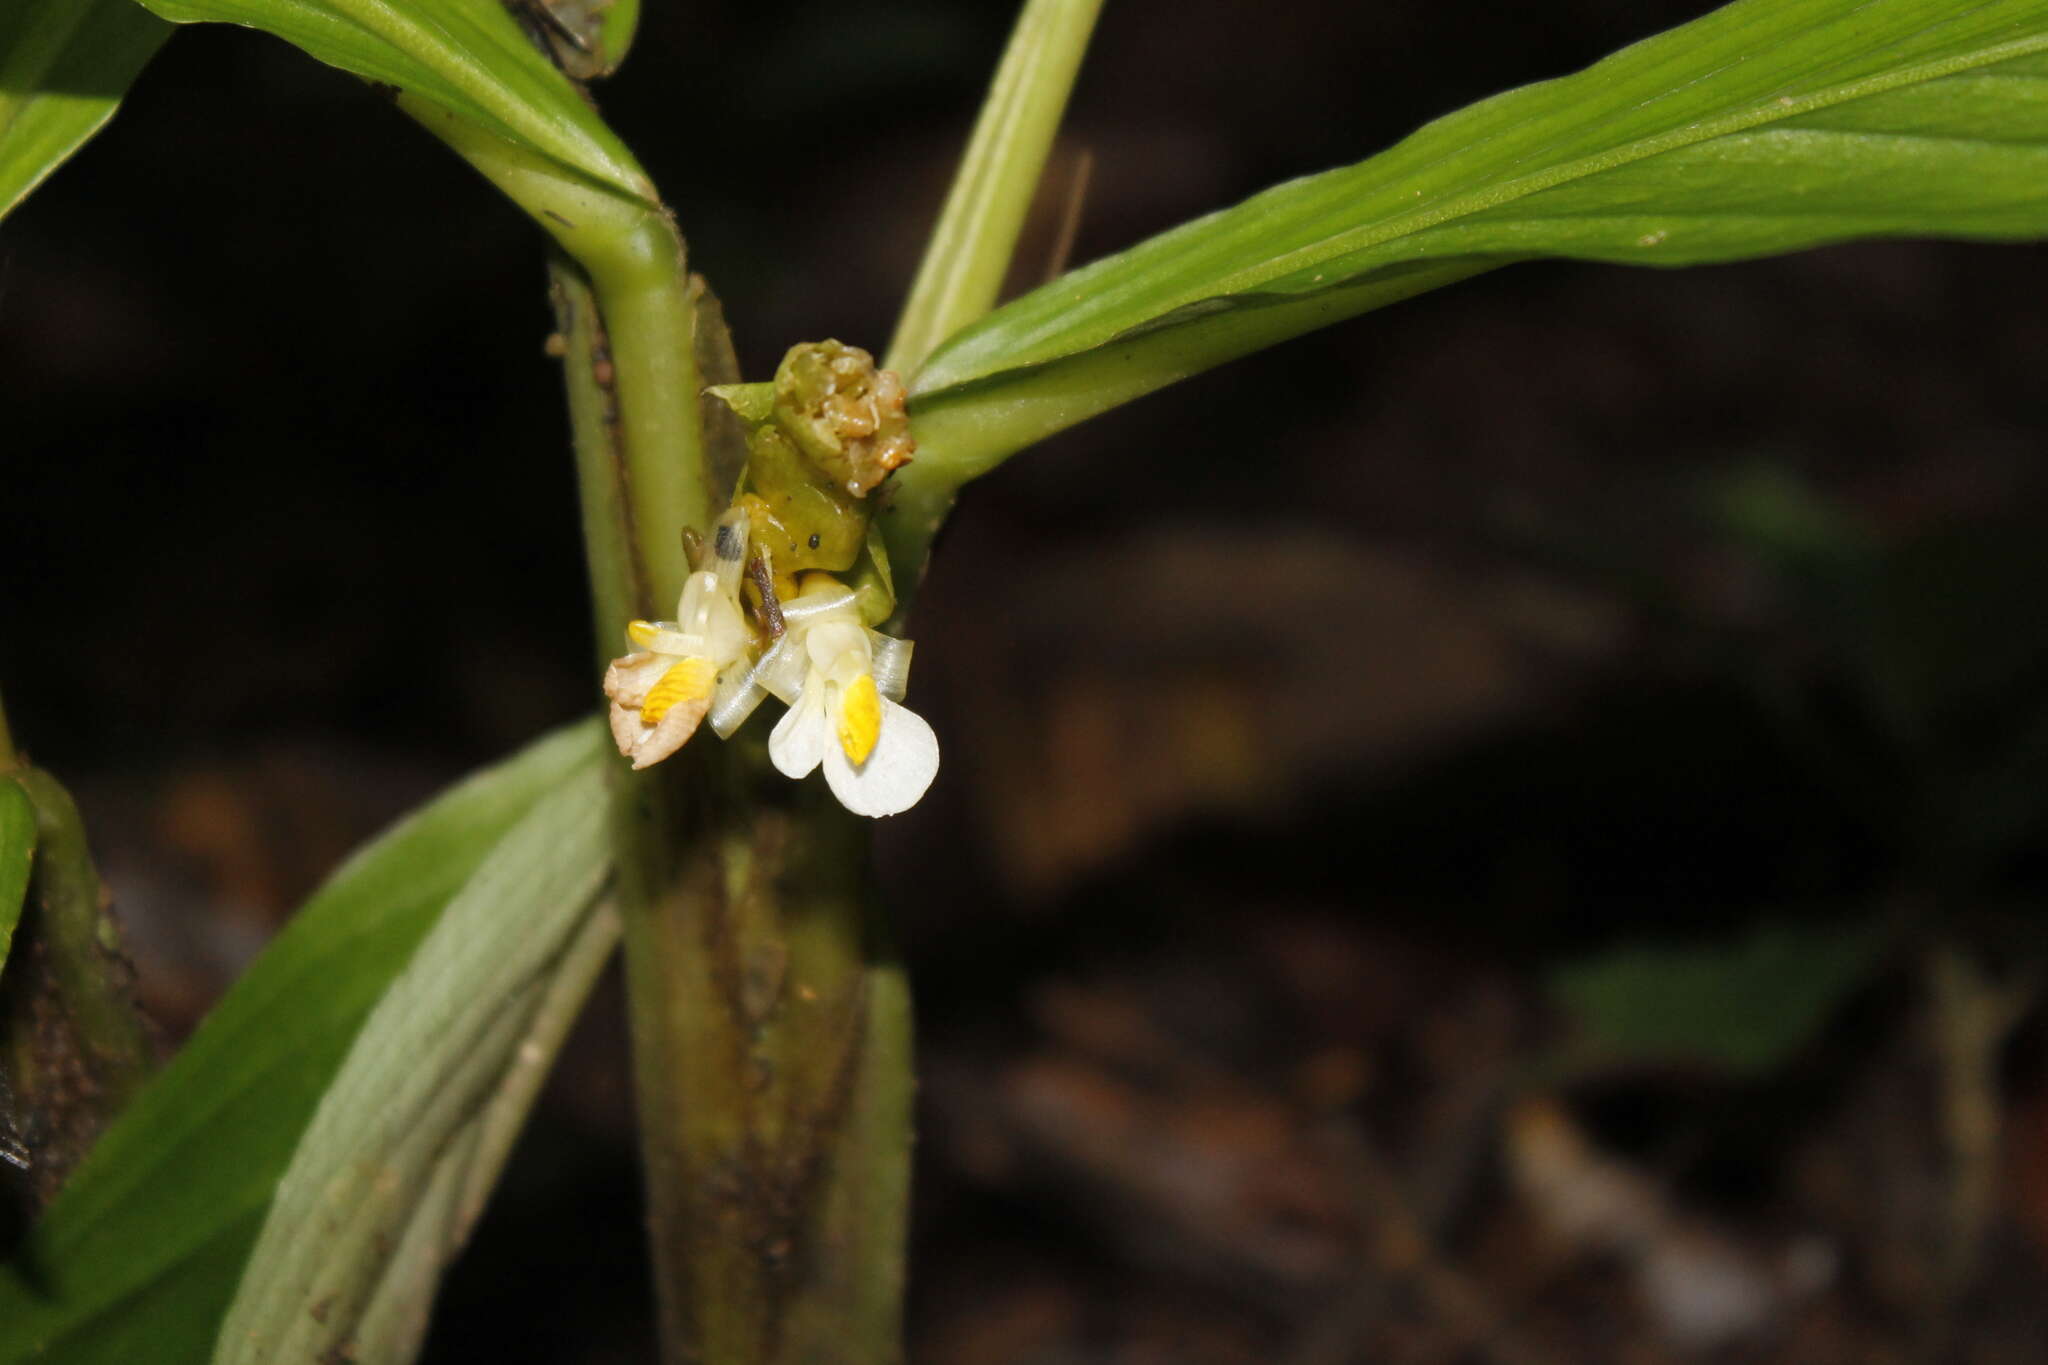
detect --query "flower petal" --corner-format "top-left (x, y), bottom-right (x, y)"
top-left (868, 632), bottom-right (913, 702)
top-left (608, 701), bottom-right (646, 759)
top-left (602, 652), bottom-right (666, 708)
top-left (821, 698), bottom-right (938, 817)
top-left (640, 656), bottom-right (717, 726)
top-left (768, 689), bottom-right (829, 779)
top-left (707, 662), bottom-right (770, 739)
top-left (639, 623), bottom-right (706, 655)
top-left (629, 690), bottom-right (710, 769)
top-left (754, 635), bottom-right (808, 705)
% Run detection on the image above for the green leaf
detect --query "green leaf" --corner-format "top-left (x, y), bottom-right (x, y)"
top-left (902, 0), bottom-right (2048, 490)
top-left (129, 0), bottom-right (649, 201)
top-left (216, 763), bottom-right (615, 1365)
top-left (0, 719), bottom-right (603, 1365)
top-left (1548, 920), bottom-right (1886, 1074)
top-left (0, 778), bottom-right (33, 977)
top-left (0, 0), bottom-right (172, 221)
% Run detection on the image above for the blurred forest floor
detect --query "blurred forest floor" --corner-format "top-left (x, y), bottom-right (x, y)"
top-left (5, 0), bottom-right (2047, 1361)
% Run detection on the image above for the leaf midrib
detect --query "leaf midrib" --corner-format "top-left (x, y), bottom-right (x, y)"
top-left (1228, 29), bottom-right (2048, 301)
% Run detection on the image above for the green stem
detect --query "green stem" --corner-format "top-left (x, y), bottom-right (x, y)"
top-left (883, 0), bottom-right (1106, 381)
top-left (418, 101), bottom-right (912, 1361)
top-left (10, 771), bottom-right (152, 1095)
top-left (403, 98), bottom-right (708, 615)
top-left (549, 259), bottom-right (642, 645)
top-left (554, 263), bottom-right (914, 1363)
top-left (617, 752), bottom-right (912, 1362)
top-left (1, 766), bottom-right (154, 1203)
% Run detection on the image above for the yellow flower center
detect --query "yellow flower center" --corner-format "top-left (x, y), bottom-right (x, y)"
top-left (641, 656), bottom-right (717, 725)
top-left (626, 619), bottom-right (658, 648)
top-left (836, 673), bottom-right (882, 766)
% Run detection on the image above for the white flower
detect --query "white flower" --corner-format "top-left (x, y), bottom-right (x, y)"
top-left (758, 580), bottom-right (938, 817)
top-left (603, 511), bottom-right (757, 769)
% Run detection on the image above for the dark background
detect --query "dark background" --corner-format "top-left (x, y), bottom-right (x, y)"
top-left (5, 1), bottom-right (2047, 1360)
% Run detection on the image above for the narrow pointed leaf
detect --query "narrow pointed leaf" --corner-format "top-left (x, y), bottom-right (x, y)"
top-left (216, 764), bottom-right (615, 1365)
top-left (903, 0), bottom-right (2048, 490)
top-left (129, 0), bottom-right (649, 200)
top-left (0, 720), bottom-right (603, 1365)
top-left (0, 0), bottom-right (172, 221)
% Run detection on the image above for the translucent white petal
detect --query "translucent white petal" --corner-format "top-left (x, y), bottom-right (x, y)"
top-left (707, 662), bottom-right (769, 739)
top-left (640, 624), bottom-right (705, 655)
top-left (806, 620), bottom-right (868, 674)
top-left (701, 595), bottom-right (752, 667)
top-left (768, 690), bottom-right (829, 779)
top-left (821, 698), bottom-right (938, 817)
top-left (868, 632), bottom-right (913, 702)
top-left (755, 635), bottom-right (809, 704)
top-left (708, 507), bottom-right (750, 590)
top-left (676, 570), bottom-right (721, 636)
top-left (779, 582), bottom-right (858, 629)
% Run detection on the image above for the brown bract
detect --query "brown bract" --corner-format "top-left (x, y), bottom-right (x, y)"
top-left (780, 341), bottom-right (915, 497)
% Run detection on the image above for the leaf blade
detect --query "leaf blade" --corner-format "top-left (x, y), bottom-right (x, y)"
top-left (215, 762), bottom-right (615, 1364)
top-left (0, 720), bottom-right (603, 1365)
top-left (0, 0), bottom-right (172, 222)
top-left (129, 0), bottom-right (649, 200)
top-left (900, 0), bottom-right (2048, 490)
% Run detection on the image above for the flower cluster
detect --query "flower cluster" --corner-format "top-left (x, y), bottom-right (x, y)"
top-left (601, 509), bottom-right (938, 817)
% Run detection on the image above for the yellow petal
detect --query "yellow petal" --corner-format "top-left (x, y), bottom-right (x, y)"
top-left (641, 656), bottom-right (717, 726)
top-left (835, 673), bottom-right (881, 766)
top-left (627, 619), bottom-right (658, 648)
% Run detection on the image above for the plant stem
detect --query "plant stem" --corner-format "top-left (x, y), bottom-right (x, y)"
top-left (10, 771), bottom-right (152, 1091)
top-left (878, 0), bottom-right (1105, 624)
top-left (1, 766), bottom-right (154, 1204)
top-left (416, 101), bottom-right (914, 1359)
top-left (0, 689), bottom-right (15, 771)
top-left (550, 255), bottom-right (914, 1362)
top-left (621, 751), bottom-right (913, 1361)
top-left (402, 97), bottom-right (708, 616)
top-left (884, 0), bottom-right (1106, 381)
